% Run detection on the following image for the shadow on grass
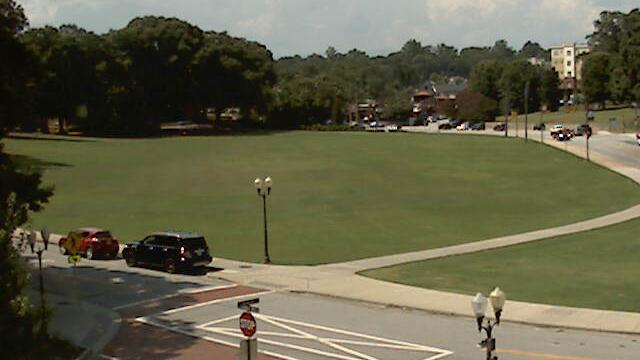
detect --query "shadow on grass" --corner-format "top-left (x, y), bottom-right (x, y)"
top-left (8, 133), bottom-right (98, 142)
top-left (10, 153), bottom-right (71, 169)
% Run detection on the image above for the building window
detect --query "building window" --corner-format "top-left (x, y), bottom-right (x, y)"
top-left (567, 71), bottom-right (572, 77)
top-left (567, 60), bottom-right (572, 66)
top-left (566, 50), bottom-right (572, 56)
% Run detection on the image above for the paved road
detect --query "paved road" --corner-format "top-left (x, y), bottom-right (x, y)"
top-left (404, 123), bottom-right (639, 169)
top-left (27, 245), bottom-right (640, 359)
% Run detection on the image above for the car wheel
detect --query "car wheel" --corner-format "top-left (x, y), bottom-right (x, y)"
top-left (125, 255), bottom-right (136, 267)
top-left (85, 247), bottom-right (94, 260)
top-left (58, 241), bottom-right (67, 255)
top-left (164, 259), bottom-right (177, 274)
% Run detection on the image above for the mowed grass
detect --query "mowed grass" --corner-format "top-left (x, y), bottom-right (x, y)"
top-left (4, 131), bottom-right (640, 264)
top-left (363, 218), bottom-right (640, 312)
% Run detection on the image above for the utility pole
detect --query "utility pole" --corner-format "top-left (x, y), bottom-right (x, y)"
top-left (504, 98), bottom-right (510, 138)
top-left (524, 80), bottom-right (530, 142)
top-left (540, 112), bottom-right (544, 143)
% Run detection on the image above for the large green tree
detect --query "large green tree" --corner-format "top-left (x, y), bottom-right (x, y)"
top-left (498, 60), bottom-right (541, 113)
top-left (583, 9), bottom-right (640, 106)
top-left (0, 2), bottom-right (57, 358)
top-left (469, 59), bottom-right (505, 101)
top-left (192, 31), bottom-right (275, 123)
top-left (106, 16), bottom-right (204, 134)
top-left (0, 0), bottom-right (31, 134)
top-left (21, 25), bottom-right (112, 134)
top-left (581, 52), bottom-right (612, 107)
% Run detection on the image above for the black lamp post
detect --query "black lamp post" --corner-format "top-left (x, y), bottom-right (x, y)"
top-left (35, 246), bottom-right (47, 337)
top-left (254, 177), bottom-right (272, 264)
top-left (471, 288), bottom-right (506, 360)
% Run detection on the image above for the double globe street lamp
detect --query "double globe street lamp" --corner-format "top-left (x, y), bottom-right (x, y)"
top-left (254, 177), bottom-right (273, 264)
top-left (471, 287), bottom-right (506, 360)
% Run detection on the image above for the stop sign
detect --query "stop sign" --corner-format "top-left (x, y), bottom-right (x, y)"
top-left (239, 312), bottom-right (257, 338)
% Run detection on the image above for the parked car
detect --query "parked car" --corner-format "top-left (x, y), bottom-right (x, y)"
top-left (438, 123), bottom-right (452, 130)
top-left (385, 124), bottom-right (401, 132)
top-left (471, 122), bottom-right (485, 131)
top-left (533, 123), bottom-right (545, 131)
top-left (456, 122), bottom-right (470, 131)
top-left (493, 123), bottom-right (506, 131)
top-left (122, 231), bottom-right (212, 273)
top-left (58, 228), bottom-right (119, 260)
top-left (449, 119), bottom-right (463, 128)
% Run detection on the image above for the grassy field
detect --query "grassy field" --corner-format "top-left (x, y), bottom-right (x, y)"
top-left (5, 131), bottom-right (640, 264)
top-left (363, 217), bottom-right (640, 312)
top-left (497, 107), bottom-right (639, 132)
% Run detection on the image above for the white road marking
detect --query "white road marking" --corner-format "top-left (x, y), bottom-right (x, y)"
top-left (112, 284), bottom-right (238, 310)
top-left (136, 316), bottom-right (295, 360)
top-left (135, 290), bottom-right (453, 360)
top-left (137, 290), bottom-right (275, 316)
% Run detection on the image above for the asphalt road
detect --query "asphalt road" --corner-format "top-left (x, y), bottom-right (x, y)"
top-left (405, 123), bottom-right (640, 170)
top-left (27, 245), bottom-right (640, 360)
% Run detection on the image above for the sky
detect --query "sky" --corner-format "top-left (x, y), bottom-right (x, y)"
top-left (18, 0), bottom-right (639, 58)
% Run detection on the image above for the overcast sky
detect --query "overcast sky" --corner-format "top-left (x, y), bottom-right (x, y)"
top-left (18, 0), bottom-right (639, 58)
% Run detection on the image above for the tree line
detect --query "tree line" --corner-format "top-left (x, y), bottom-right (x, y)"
top-left (582, 9), bottom-right (640, 108)
top-left (3, 4), bottom-right (639, 136)
top-left (2, 5), bottom-right (555, 135)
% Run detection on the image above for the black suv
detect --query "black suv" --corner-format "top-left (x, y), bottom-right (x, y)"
top-left (122, 232), bottom-right (212, 273)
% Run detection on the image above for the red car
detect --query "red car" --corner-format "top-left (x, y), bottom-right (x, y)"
top-left (58, 228), bottom-right (119, 260)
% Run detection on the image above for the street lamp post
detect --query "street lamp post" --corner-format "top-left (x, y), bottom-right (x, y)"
top-left (35, 246), bottom-right (47, 337)
top-left (524, 81), bottom-right (530, 142)
top-left (254, 177), bottom-right (273, 264)
top-left (471, 288), bottom-right (506, 360)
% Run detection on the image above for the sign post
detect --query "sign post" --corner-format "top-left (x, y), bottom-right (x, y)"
top-left (238, 299), bottom-right (259, 360)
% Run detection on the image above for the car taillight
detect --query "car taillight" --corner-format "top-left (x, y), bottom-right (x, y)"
top-left (91, 237), bottom-right (99, 242)
top-left (180, 246), bottom-right (185, 255)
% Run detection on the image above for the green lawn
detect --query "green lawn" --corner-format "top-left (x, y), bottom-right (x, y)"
top-left (4, 131), bottom-right (640, 264)
top-left (363, 217), bottom-right (640, 312)
top-left (497, 107), bottom-right (639, 132)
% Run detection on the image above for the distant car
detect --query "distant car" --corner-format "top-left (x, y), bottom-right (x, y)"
top-left (533, 123), bottom-right (545, 131)
top-left (385, 124), bottom-right (401, 132)
top-left (58, 228), bottom-right (119, 260)
top-left (493, 123), bottom-right (506, 131)
top-left (438, 123), bottom-right (453, 130)
top-left (550, 124), bottom-right (565, 138)
top-left (456, 122), bottom-right (470, 131)
top-left (471, 122), bottom-right (485, 131)
top-left (555, 129), bottom-right (573, 141)
top-left (122, 231), bottom-right (212, 273)
top-left (433, 114), bottom-right (448, 123)
top-left (449, 119), bottom-right (463, 128)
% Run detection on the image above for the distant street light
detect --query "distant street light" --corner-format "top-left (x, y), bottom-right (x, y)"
top-left (471, 288), bottom-right (506, 360)
top-left (254, 177), bottom-right (273, 264)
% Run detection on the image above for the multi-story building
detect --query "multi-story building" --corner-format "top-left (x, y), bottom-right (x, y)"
top-left (550, 43), bottom-right (590, 101)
